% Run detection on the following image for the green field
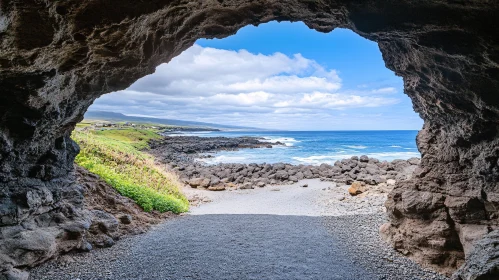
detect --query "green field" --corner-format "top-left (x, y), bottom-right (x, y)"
top-left (73, 129), bottom-right (189, 213)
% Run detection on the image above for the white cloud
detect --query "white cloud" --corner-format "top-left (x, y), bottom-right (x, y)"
top-left (91, 45), bottom-right (403, 129)
top-left (130, 45), bottom-right (341, 96)
top-left (370, 87), bottom-right (397, 94)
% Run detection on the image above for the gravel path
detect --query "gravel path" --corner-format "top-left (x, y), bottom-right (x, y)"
top-left (30, 180), bottom-right (449, 280)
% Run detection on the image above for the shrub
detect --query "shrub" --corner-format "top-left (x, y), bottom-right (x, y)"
top-left (73, 129), bottom-right (189, 213)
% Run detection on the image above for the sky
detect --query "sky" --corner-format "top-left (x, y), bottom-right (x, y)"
top-left (90, 21), bottom-right (423, 130)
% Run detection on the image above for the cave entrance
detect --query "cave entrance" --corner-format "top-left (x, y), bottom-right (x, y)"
top-left (85, 21), bottom-right (422, 164)
top-left (71, 22), bottom-right (432, 277)
top-left (3, 1), bottom-right (497, 278)
top-left (79, 21), bottom-right (424, 217)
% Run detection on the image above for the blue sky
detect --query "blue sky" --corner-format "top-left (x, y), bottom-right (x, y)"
top-left (90, 21), bottom-right (423, 130)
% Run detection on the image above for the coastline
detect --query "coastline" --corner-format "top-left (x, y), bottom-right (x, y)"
top-left (148, 134), bottom-right (420, 192)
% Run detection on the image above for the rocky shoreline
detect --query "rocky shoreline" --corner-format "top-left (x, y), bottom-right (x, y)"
top-left (148, 135), bottom-right (420, 191)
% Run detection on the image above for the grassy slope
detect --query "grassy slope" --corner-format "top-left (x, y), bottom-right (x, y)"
top-left (73, 129), bottom-right (189, 213)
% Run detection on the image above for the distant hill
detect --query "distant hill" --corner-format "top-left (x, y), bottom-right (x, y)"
top-left (84, 111), bottom-right (259, 130)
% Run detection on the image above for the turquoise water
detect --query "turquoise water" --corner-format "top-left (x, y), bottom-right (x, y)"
top-left (175, 130), bottom-right (420, 165)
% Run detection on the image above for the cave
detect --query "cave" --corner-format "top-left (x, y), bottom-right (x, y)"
top-left (0, 1), bottom-right (498, 279)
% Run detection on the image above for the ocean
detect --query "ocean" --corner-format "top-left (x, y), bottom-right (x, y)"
top-left (174, 130), bottom-right (420, 165)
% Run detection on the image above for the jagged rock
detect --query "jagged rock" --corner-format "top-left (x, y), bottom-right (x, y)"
top-left (407, 158), bottom-right (421, 166)
top-left (0, 0), bottom-right (498, 277)
top-left (453, 230), bottom-right (499, 280)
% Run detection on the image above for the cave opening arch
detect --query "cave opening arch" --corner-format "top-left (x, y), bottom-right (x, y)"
top-left (1, 1), bottom-right (498, 278)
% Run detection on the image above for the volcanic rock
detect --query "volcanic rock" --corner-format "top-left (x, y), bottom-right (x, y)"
top-left (0, 1), bottom-right (498, 278)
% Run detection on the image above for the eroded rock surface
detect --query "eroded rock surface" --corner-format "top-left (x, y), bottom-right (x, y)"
top-left (1, 0), bottom-right (498, 278)
top-left (0, 166), bottom-right (170, 278)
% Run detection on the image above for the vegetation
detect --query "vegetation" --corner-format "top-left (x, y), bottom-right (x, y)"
top-left (92, 128), bottom-right (162, 150)
top-left (76, 121), bottom-right (93, 128)
top-left (73, 129), bottom-right (189, 213)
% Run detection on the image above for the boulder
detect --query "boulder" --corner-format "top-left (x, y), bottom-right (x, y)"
top-left (208, 185), bottom-right (226, 191)
top-left (90, 210), bottom-right (119, 234)
top-left (275, 170), bottom-right (289, 180)
top-left (239, 183), bottom-right (254, 190)
top-left (289, 176), bottom-right (298, 182)
top-left (348, 181), bottom-right (366, 196)
top-left (303, 170), bottom-right (314, 179)
top-left (209, 176), bottom-right (220, 186)
top-left (274, 163), bottom-right (285, 170)
top-left (1, 229), bottom-right (58, 269)
top-left (188, 178), bottom-right (204, 188)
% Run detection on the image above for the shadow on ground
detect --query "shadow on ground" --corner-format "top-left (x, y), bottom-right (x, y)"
top-left (31, 214), bottom-right (445, 280)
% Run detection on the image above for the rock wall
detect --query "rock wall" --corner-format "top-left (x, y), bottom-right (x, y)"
top-left (1, 0), bottom-right (498, 278)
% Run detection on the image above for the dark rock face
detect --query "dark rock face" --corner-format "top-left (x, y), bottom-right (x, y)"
top-left (0, 0), bottom-right (498, 278)
top-left (452, 230), bottom-right (499, 280)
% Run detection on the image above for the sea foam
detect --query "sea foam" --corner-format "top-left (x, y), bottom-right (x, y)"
top-left (293, 152), bottom-right (420, 165)
top-left (343, 145), bottom-right (368, 149)
top-left (263, 136), bottom-right (300, 147)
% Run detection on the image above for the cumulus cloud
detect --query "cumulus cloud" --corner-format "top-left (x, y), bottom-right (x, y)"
top-left (91, 45), bottom-right (402, 129)
top-left (130, 45), bottom-right (341, 96)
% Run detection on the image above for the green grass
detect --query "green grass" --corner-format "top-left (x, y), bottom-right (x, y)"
top-left (73, 129), bottom-right (188, 213)
top-left (76, 122), bottom-right (93, 128)
top-left (92, 128), bottom-right (162, 150)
